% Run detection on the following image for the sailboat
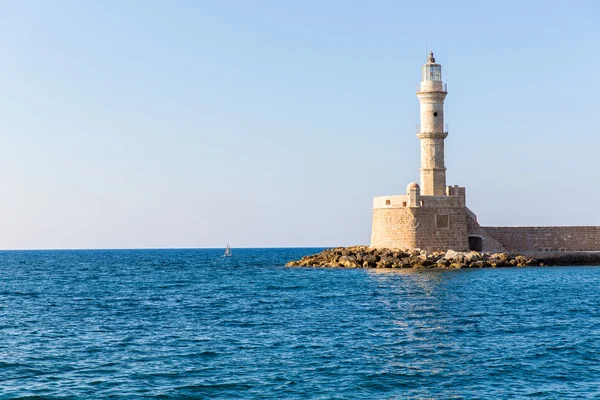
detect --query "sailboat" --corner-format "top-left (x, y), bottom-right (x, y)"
top-left (222, 243), bottom-right (232, 257)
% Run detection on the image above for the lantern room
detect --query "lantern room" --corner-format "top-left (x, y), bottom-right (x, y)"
top-left (422, 51), bottom-right (442, 82)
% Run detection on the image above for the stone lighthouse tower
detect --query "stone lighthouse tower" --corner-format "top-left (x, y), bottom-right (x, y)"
top-left (416, 52), bottom-right (448, 196)
top-left (370, 51), bottom-right (476, 252)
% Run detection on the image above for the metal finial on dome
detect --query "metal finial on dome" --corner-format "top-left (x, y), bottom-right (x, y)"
top-left (428, 51), bottom-right (435, 63)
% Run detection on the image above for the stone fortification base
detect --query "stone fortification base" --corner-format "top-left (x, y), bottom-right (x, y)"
top-left (286, 246), bottom-right (600, 269)
top-left (521, 251), bottom-right (600, 266)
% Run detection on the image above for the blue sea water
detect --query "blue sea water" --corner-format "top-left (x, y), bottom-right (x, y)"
top-left (0, 248), bottom-right (599, 399)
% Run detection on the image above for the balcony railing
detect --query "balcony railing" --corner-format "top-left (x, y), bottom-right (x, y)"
top-left (416, 124), bottom-right (448, 134)
top-left (416, 83), bottom-right (447, 93)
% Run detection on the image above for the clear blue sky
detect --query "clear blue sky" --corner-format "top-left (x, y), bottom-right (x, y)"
top-left (0, 0), bottom-right (598, 249)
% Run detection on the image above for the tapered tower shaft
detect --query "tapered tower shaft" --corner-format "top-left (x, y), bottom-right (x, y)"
top-left (416, 52), bottom-right (448, 196)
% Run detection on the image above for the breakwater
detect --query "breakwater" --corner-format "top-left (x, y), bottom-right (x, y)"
top-left (286, 246), bottom-right (600, 268)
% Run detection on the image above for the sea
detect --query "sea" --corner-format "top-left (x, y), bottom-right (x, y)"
top-left (1, 248), bottom-right (599, 399)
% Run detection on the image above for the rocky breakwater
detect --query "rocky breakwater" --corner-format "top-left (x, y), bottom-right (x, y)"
top-left (286, 246), bottom-right (540, 269)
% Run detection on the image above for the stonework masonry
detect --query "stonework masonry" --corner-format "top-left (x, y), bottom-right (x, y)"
top-left (370, 52), bottom-right (600, 253)
top-left (482, 227), bottom-right (600, 252)
top-left (371, 184), bottom-right (470, 252)
top-left (371, 52), bottom-right (473, 252)
top-left (417, 60), bottom-right (447, 197)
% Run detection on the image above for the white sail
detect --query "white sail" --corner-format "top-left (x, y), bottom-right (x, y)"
top-left (223, 243), bottom-right (232, 257)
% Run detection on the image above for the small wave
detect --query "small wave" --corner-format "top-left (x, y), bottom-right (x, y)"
top-left (198, 351), bottom-right (219, 357)
top-left (0, 291), bottom-right (40, 298)
top-left (177, 382), bottom-right (253, 392)
top-left (265, 285), bottom-right (303, 290)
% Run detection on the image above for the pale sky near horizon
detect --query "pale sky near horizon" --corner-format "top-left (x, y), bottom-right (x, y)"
top-left (0, 0), bottom-right (598, 249)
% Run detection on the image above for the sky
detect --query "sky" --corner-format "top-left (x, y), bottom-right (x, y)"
top-left (0, 0), bottom-right (598, 249)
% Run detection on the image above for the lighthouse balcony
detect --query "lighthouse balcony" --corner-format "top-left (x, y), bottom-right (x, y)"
top-left (416, 82), bottom-right (447, 94)
top-left (416, 124), bottom-right (448, 135)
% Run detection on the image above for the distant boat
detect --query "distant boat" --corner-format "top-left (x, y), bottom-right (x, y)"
top-left (222, 243), bottom-right (232, 257)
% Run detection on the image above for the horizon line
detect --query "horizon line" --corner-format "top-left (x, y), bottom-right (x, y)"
top-left (0, 245), bottom-right (340, 252)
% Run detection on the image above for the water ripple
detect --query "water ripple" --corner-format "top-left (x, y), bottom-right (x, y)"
top-left (0, 249), bottom-right (598, 398)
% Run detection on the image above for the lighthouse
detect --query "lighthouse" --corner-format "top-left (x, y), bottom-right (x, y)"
top-left (370, 51), bottom-right (475, 252)
top-left (368, 51), bottom-right (598, 254)
top-left (416, 51), bottom-right (448, 196)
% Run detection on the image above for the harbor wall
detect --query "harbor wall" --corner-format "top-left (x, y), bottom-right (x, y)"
top-left (482, 226), bottom-right (600, 252)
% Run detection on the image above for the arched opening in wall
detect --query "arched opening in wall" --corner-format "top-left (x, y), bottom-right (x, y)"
top-left (468, 236), bottom-right (483, 252)
top-left (385, 199), bottom-right (391, 206)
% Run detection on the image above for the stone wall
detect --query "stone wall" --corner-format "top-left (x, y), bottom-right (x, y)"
top-left (483, 226), bottom-right (600, 252)
top-left (412, 206), bottom-right (469, 251)
top-left (373, 195), bottom-right (409, 209)
top-left (370, 207), bottom-right (417, 250)
top-left (371, 195), bottom-right (470, 251)
top-left (465, 210), bottom-right (506, 253)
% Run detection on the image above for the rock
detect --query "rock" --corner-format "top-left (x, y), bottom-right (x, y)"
top-left (381, 250), bottom-right (393, 258)
top-left (464, 251), bottom-right (480, 263)
top-left (392, 251), bottom-right (409, 259)
top-left (444, 250), bottom-right (464, 262)
top-left (377, 256), bottom-right (400, 268)
top-left (388, 256), bottom-right (401, 264)
top-left (421, 259), bottom-right (435, 267)
top-left (408, 255), bottom-right (421, 265)
top-left (363, 254), bottom-right (378, 264)
top-left (514, 255), bottom-right (528, 267)
top-left (286, 247), bottom-right (555, 270)
top-left (339, 255), bottom-right (361, 268)
top-left (436, 259), bottom-right (450, 268)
